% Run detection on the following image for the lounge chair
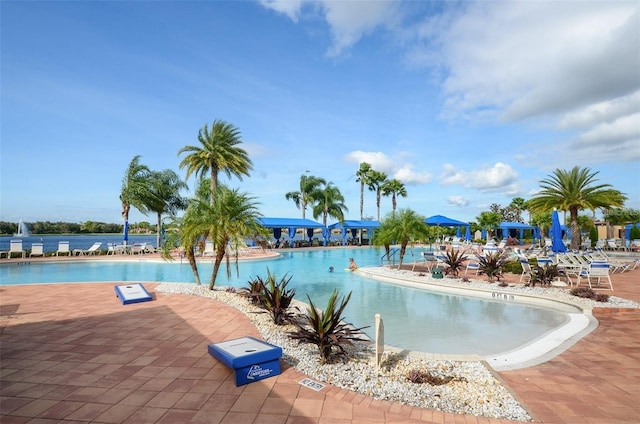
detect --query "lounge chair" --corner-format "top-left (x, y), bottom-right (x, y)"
top-left (130, 243), bottom-right (146, 255)
top-left (73, 242), bottom-right (102, 256)
top-left (577, 261), bottom-right (613, 291)
top-left (29, 242), bottom-right (45, 258)
top-left (465, 260), bottom-right (480, 276)
top-left (56, 241), bottom-right (71, 256)
top-left (518, 258), bottom-right (532, 284)
top-left (8, 239), bottom-right (26, 258)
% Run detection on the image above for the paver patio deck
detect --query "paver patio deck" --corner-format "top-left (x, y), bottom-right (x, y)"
top-left (1, 255), bottom-right (638, 423)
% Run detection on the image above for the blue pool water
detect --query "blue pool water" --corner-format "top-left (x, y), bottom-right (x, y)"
top-left (0, 247), bottom-right (569, 356)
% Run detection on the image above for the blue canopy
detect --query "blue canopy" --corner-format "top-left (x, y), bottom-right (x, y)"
top-left (257, 217), bottom-right (325, 244)
top-left (625, 222), bottom-right (640, 239)
top-left (424, 215), bottom-right (469, 227)
top-left (498, 221), bottom-right (538, 245)
top-left (328, 220), bottom-right (380, 246)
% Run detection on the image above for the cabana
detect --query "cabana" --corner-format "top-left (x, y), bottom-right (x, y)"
top-left (497, 222), bottom-right (538, 245)
top-left (327, 220), bottom-right (380, 246)
top-left (256, 217), bottom-right (325, 247)
top-left (424, 215), bottom-right (471, 241)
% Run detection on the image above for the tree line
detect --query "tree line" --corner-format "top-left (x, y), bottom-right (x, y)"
top-left (0, 221), bottom-right (156, 235)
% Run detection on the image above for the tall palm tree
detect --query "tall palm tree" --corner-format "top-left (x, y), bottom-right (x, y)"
top-left (355, 162), bottom-right (373, 220)
top-left (285, 173), bottom-right (326, 219)
top-left (143, 169), bottom-right (188, 248)
top-left (373, 209), bottom-right (428, 268)
top-left (311, 182), bottom-right (348, 226)
top-left (367, 170), bottom-right (388, 221)
top-left (509, 197), bottom-right (528, 223)
top-left (120, 155), bottom-right (151, 242)
top-left (178, 120), bottom-right (253, 205)
top-left (528, 166), bottom-right (626, 250)
top-left (381, 179), bottom-right (407, 214)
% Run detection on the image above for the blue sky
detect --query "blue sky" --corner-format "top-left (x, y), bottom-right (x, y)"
top-left (2, 0), bottom-right (639, 226)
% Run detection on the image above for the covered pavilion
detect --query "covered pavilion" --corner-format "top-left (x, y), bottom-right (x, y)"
top-left (256, 217), bottom-right (325, 246)
top-left (327, 220), bottom-right (380, 245)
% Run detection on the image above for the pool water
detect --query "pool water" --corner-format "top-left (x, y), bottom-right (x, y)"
top-left (0, 247), bottom-right (569, 356)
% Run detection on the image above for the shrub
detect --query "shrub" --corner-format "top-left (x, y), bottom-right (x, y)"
top-left (529, 264), bottom-right (559, 287)
top-left (571, 287), bottom-right (596, 298)
top-left (254, 268), bottom-right (296, 325)
top-left (289, 290), bottom-right (369, 363)
top-left (477, 251), bottom-right (509, 282)
top-left (443, 248), bottom-right (467, 277)
top-left (239, 278), bottom-right (266, 306)
top-left (594, 293), bottom-right (610, 302)
top-left (502, 260), bottom-right (523, 274)
top-left (589, 226), bottom-right (598, 248)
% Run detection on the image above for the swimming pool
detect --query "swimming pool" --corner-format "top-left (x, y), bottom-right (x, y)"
top-left (0, 247), bottom-right (574, 357)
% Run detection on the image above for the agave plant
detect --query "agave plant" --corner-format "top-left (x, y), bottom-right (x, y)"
top-left (442, 248), bottom-right (467, 277)
top-left (289, 290), bottom-right (369, 363)
top-left (477, 251), bottom-right (509, 282)
top-left (529, 264), bottom-right (559, 287)
top-left (256, 268), bottom-right (296, 325)
top-left (239, 277), bottom-right (266, 306)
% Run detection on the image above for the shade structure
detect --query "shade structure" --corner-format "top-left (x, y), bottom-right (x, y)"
top-left (328, 220), bottom-right (381, 246)
top-left (424, 215), bottom-right (469, 227)
top-left (465, 226), bottom-right (472, 241)
top-left (551, 210), bottom-right (567, 253)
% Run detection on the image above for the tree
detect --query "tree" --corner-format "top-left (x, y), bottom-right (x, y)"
top-left (355, 162), bottom-right (373, 221)
top-left (528, 166), bottom-right (626, 250)
top-left (604, 208), bottom-right (640, 248)
top-left (120, 155), bottom-right (151, 232)
top-left (476, 211), bottom-right (501, 240)
top-left (311, 182), bottom-right (348, 226)
top-left (143, 169), bottom-right (188, 248)
top-left (178, 120), bottom-right (253, 205)
top-left (373, 209), bottom-right (429, 268)
top-left (285, 172), bottom-right (326, 219)
top-left (381, 179), bottom-right (407, 214)
top-left (509, 197), bottom-right (528, 222)
top-left (367, 170), bottom-right (388, 221)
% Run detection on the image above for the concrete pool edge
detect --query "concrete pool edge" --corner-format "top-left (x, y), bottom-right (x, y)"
top-left (357, 266), bottom-right (598, 370)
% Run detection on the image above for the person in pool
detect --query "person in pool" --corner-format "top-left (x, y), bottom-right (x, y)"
top-left (328, 266), bottom-right (334, 272)
top-left (348, 258), bottom-right (357, 271)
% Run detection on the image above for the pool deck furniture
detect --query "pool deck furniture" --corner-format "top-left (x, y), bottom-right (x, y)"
top-left (29, 242), bottom-right (44, 258)
top-left (73, 241), bottom-right (102, 256)
top-left (56, 241), bottom-right (71, 256)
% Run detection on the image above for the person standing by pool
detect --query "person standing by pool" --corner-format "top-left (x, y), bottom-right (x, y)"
top-left (348, 257), bottom-right (357, 271)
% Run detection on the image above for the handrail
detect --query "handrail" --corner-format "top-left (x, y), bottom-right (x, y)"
top-left (380, 248), bottom-right (400, 265)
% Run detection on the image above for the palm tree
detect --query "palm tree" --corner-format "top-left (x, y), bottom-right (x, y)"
top-left (207, 186), bottom-right (265, 289)
top-left (311, 182), bottom-right (348, 226)
top-left (120, 156), bottom-right (151, 242)
top-left (476, 211), bottom-right (501, 240)
top-left (367, 170), bottom-right (388, 221)
top-left (355, 162), bottom-right (373, 220)
top-left (373, 209), bottom-right (429, 268)
top-left (285, 173), bottom-right (326, 219)
top-left (528, 166), bottom-right (626, 250)
top-left (509, 197), bottom-right (528, 223)
top-left (381, 179), bottom-right (407, 214)
top-left (143, 169), bottom-right (188, 248)
top-left (178, 119), bottom-right (253, 205)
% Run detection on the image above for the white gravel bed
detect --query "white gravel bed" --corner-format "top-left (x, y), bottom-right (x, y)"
top-left (156, 282), bottom-right (533, 421)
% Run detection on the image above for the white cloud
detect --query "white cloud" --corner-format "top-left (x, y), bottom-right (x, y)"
top-left (408, 1), bottom-right (640, 164)
top-left (439, 162), bottom-right (519, 194)
top-left (259, 0), bottom-right (397, 56)
top-left (258, 0), bottom-right (304, 22)
top-left (447, 195), bottom-right (468, 207)
top-left (343, 150), bottom-right (433, 185)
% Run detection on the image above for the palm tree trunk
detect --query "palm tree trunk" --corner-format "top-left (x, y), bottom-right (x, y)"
top-left (185, 246), bottom-right (201, 285)
top-left (360, 182), bottom-right (364, 220)
top-left (156, 212), bottom-right (162, 249)
top-left (210, 248), bottom-right (226, 290)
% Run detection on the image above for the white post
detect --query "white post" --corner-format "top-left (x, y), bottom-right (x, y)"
top-left (375, 313), bottom-right (384, 369)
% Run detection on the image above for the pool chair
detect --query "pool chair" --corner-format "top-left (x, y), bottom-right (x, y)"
top-left (518, 258), bottom-right (533, 284)
top-left (577, 261), bottom-right (613, 291)
top-left (465, 260), bottom-right (480, 276)
top-left (73, 242), bottom-right (102, 256)
top-left (29, 242), bottom-right (45, 258)
top-left (56, 241), bottom-right (71, 256)
top-left (8, 239), bottom-right (26, 259)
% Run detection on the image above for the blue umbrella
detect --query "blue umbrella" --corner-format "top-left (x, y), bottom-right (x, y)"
top-left (456, 227), bottom-right (461, 238)
top-left (465, 226), bottom-right (472, 241)
top-left (551, 210), bottom-right (567, 253)
top-left (123, 221), bottom-right (129, 245)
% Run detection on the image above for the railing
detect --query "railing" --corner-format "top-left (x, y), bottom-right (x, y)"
top-left (380, 248), bottom-right (400, 266)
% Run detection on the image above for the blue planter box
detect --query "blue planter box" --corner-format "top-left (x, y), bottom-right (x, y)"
top-left (208, 336), bottom-right (282, 386)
